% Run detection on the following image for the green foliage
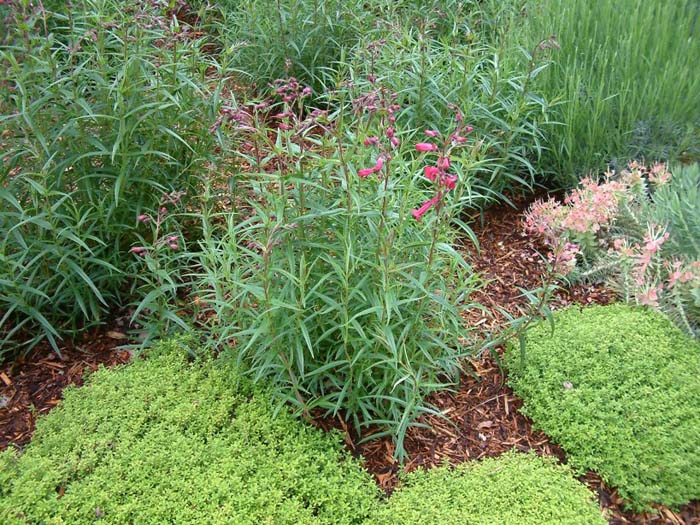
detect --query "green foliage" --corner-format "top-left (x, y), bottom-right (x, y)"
top-left (195, 91), bottom-right (484, 459)
top-left (371, 451), bottom-right (606, 525)
top-left (505, 304), bottom-right (700, 510)
top-left (200, 0), bottom-right (367, 93)
top-left (521, 0), bottom-right (700, 185)
top-left (652, 163), bottom-right (700, 260)
top-left (0, 0), bottom-right (222, 355)
top-left (0, 339), bottom-right (379, 524)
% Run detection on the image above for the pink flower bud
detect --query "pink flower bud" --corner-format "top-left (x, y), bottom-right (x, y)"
top-left (130, 246), bottom-right (146, 255)
top-left (386, 127), bottom-right (395, 138)
top-left (137, 214), bottom-right (150, 223)
top-left (415, 143), bottom-right (438, 152)
top-left (424, 130), bottom-right (439, 138)
top-left (169, 242), bottom-right (179, 250)
top-left (364, 136), bottom-right (379, 147)
top-left (390, 136), bottom-right (400, 148)
top-left (358, 167), bottom-right (375, 178)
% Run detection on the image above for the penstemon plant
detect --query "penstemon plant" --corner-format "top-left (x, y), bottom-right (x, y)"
top-left (195, 80), bottom-right (485, 458)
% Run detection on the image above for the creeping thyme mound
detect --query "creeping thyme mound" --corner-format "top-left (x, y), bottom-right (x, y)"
top-left (0, 340), bottom-right (378, 525)
top-left (506, 304), bottom-right (700, 510)
top-left (371, 452), bottom-right (606, 525)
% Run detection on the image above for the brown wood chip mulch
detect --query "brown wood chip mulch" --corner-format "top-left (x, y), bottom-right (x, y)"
top-left (0, 328), bottom-right (132, 451)
top-left (0, 195), bottom-right (698, 524)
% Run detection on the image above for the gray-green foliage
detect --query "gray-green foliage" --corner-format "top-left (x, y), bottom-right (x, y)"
top-left (521, 0), bottom-right (700, 185)
top-left (653, 163), bottom-right (700, 260)
top-left (0, 339), bottom-right (379, 524)
top-left (506, 304), bottom-right (700, 510)
top-left (0, 0), bottom-right (222, 355)
top-left (371, 452), bottom-right (607, 525)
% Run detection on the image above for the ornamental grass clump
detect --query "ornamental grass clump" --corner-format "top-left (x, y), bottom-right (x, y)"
top-left (194, 81), bottom-right (486, 459)
top-left (524, 162), bottom-right (700, 337)
top-left (505, 304), bottom-right (700, 510)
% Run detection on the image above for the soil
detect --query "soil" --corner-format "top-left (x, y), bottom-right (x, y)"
top-left (1, 196), bottom-right (698, 524)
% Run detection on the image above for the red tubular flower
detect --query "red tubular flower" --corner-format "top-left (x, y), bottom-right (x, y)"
top-left (411, 195), bottom-right (440, 221)
top-left (415, 142), bottom-right (438, 152)
top-left (442, 175), bottom-right (457, 190)
top-left (424, 166), bottom-right (439, 181)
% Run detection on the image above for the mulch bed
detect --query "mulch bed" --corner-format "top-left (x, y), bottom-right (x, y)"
top-left (0, 328), bottom-right (132, 451)
top-left (1, 195), bottom-right (698, 524)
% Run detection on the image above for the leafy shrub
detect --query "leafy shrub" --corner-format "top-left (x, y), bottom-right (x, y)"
top-left (195, 83), bottom-right (490, 458)
top-left (0, 339), bottom-right (379, 524)
top-left (521, 0), bottom-right (700, 185)
top-left (371, 451), bottom-right (606, 525)
top-left (0, 0), bottom-right (222, 355)
top-left (505, 304), bottom-right (700, 510)
top-left (523, 162), bottom-right (700, 337)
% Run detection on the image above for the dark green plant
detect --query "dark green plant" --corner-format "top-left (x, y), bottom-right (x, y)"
top-left (0, 338), bottom-right (379, 524)
top-left (371, 451), bottom-right (606, 525)
top-left (505, 304), bottom-right (700, 510)
top-left (0, 0), bottom-right (222, 355)
top-left (194, 85), bottom-right (487, 459)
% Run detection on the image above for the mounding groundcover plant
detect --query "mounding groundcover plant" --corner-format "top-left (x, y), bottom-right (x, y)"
top-left (370, 451), bottom-right (607, 525)
top-left (506, 304), bottom-right (700, 511)
top-left (0, 339), bottom-right (607, 524)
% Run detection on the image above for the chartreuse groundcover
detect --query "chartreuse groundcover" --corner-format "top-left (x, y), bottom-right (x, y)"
top-left (506, 304), bottom-right (700, 511)
top-left (0, 339), bottom-right (605, 524)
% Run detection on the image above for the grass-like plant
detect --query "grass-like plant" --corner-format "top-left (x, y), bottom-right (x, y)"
top-left (0, 0), bottom-right (223, 355)
top-left (371, 451), bottom-right (607, 525)
top-left (506, 304), bottom-right (700, 510)
top-left (521, 0), bottom-right (700, 185)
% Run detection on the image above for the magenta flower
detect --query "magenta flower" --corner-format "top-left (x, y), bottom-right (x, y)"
top-left (415, 142), bottom-right (438, 152)
top-left (443, 175), bottom-right (457, 190)
top-left (411, 195), bottom-right (440, 221)
top-left (424, 166), bottom-right (439, 181)
top-left (424, 130), bottom-right (439, 138)
top-left (137, 214), bottom-right (150, 224)
top-left (364, 136), bottom-right (379, 147)
top-left (358, 156), bottom-right (385, 178)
